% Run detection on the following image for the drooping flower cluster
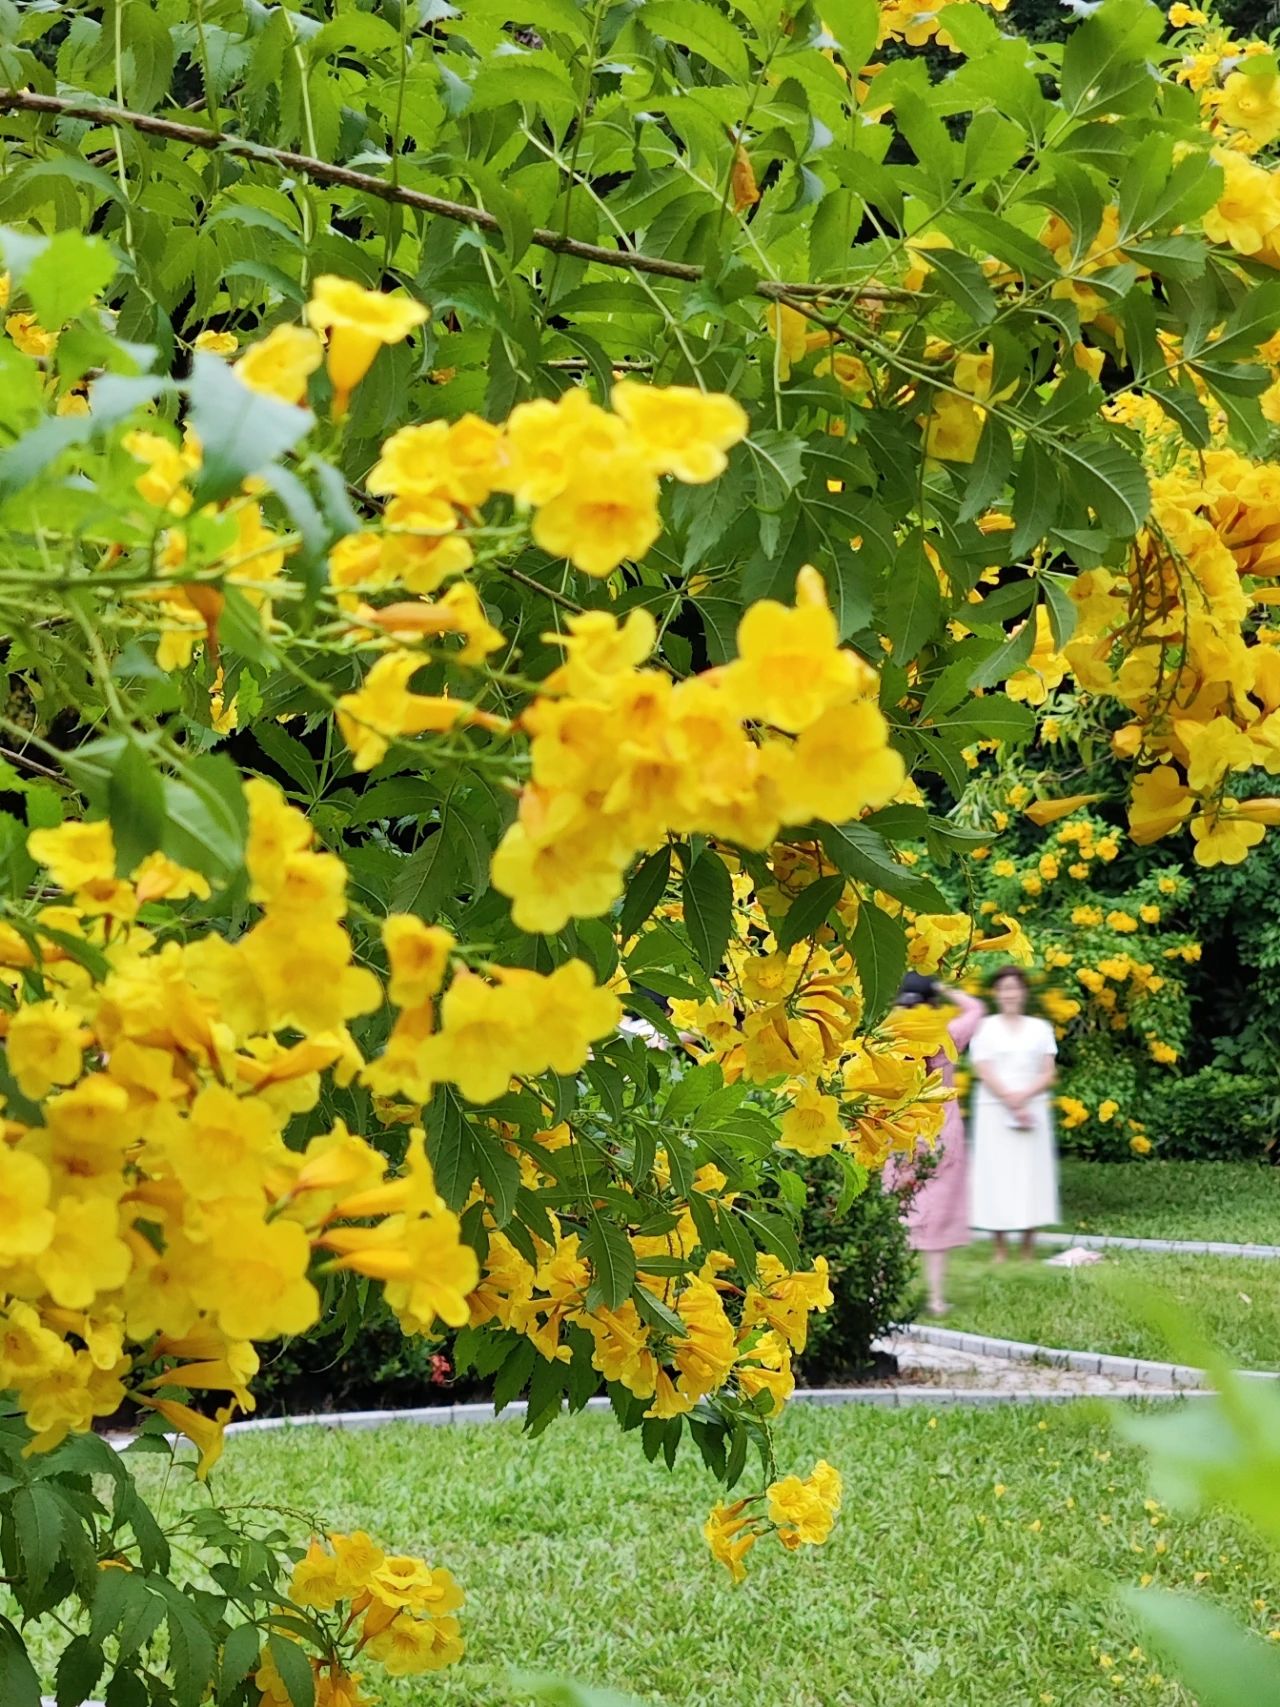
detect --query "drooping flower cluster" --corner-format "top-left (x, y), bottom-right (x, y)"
top-left (491, 567), bottom-right (905, 932)
top-left (0, 777), bottom-right (626, 1464)
top-left (661, 847), bottom-right (959, 1173)
top-left (269, 1528), bottom-right (465, 1698)
top-left (704, 1458), bottom-right (843, 1583)
top-left (462, 1142), bottom-right (833, 1425)
top-left (1057, 446), bottom-right (1280, 865)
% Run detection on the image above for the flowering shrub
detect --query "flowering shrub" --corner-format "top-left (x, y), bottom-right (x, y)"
top-left (0, 0), bottom-right (1279, 1696)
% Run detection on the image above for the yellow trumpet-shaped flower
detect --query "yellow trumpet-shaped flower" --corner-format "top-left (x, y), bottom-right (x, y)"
top-left (136, 1395), bottom-right (233, 1480)
top-left (305, 276), bottom-right (429, 416)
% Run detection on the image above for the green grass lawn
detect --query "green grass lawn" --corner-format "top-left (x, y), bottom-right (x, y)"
top-left (178, 1402), bottom-right (1274, 1707)
top-left (942, 1246), bottom-right (1280, 1369)
top-left (1058, 1160), bottom-right (1280, 1244)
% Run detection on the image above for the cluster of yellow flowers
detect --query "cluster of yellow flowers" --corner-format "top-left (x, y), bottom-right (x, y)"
top-left (659, 848), bottom-right (962, 1172)
top-left (265, 1528), bottom-right (465, 1698)
top-left (704, 1458), bottom-right (843, 1582)
top-left (491, 567), bottom-right (904, 932)
top-left (1170, 6), bottom-right (1280, 153)
top-left (1055, 446), bottom-right (1280, 864)
top-left (464, 1142), bottom-right (832, 1423)
top-left (0, 776), bottom-right (624, 1463)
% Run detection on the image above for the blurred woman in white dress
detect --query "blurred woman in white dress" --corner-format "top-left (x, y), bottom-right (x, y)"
top-left (969, 967), bottom-right (1059, 1262)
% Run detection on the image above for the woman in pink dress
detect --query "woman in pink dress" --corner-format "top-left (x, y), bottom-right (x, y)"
top-left (882, 973), bottom-right (986, 1317)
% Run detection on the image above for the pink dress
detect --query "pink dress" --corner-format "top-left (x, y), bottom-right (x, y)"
top-left (883, 993), bottom-right (986, 1252)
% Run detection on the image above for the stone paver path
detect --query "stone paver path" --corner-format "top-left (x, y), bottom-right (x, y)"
top-left (875, 1332), bottom-right (1183, 1398)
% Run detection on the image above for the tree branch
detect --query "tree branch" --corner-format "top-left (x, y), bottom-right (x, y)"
top-left (0, 89), bottom-right (911, 306)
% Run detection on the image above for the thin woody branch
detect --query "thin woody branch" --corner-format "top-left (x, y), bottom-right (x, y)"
top-left (0, 88), bottom-right (910, 307)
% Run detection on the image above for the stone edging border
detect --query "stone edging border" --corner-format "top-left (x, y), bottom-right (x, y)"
top-left (1005, 1230), bottom-right (1280, 1258)
top-left (208, 1383), bottom-right (1205, 1445)
top-left (901, 1323), bottom-right (1280, 1388)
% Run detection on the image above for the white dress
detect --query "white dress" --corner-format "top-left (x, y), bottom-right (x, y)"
top-left (969, 1015), bottom-right (1060, 1231)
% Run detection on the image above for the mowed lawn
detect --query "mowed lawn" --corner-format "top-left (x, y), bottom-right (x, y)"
top-left (1058, 1160), bottom-right (1280, 1245)
top-left (942, 1246), bottom-right (1280, 1370)
top-left (186, 1402), bottom-right (1275, 1707)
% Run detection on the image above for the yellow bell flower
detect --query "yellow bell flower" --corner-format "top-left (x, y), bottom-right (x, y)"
top-left (305, 275), bottom-right (429, 415)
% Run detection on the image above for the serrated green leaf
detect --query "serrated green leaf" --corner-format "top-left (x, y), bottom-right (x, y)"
top-left (582, 1219), bottom-right (637, 1310)
top-left (643, 0), bottom-right (750, 77)
top-left (682, 850), bottom-right (732, 974)
top-left (267, 1631), bottom-right (315, 1707)
top-left (12, 1482), bottom-right (62, 1597)
top-left (0, 1617), bottom-right (39, 1707)
top-left (851, 898), bottom-right (907, 1024)
top-left (619, 846), bottom-right (671, 942)
top-left (187, 353), bottom-right (312, 506)
top-left (22, 230), bottom-right (116, 329)
top-left (55, 1634), bottom-right (104, 1707)
top-left (107, 737), bottom-right (167, 876)
top-left (775, 874), bottom-right (845, 952)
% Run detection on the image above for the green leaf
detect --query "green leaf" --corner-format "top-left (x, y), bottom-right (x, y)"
top-left (1146, 381), bottom-right (1210, 448)
top-left (91, 1566), bottom-right (158, 1651)
top-left (682, 850), bottom-right (733, 975)
top-left (0, 1617), bottom-right (40, 1707)
top-left (1126, 1590), bottom-right (1280, 1707)
top-left (1008, 440), bottom-right (1060, 557)
top-left (107, 737), bottom-right (167, 875)
top-left (735, 1204), bottom-right (800, 1269)
top-left (1060, 0), bottom-right (1164, 120)
top-left (119, 0), bottom-right (175, 109)
top-left (391, 824), bottom-right (457, 920)
top-left (427, 1089), bottom-right (480, 1209)
top-left (619, 846), bottom-right (671, 942)
top-left (919, 247), bottom-right (996, 325)
top-left (1209, 279), bottom-right (1280, 362)
top-left (956, 417), bottom-right (1013, 524)
top-left (820, 0), bottom-right (878, 72)
top-left (475, 1134), bottom-right (520, 1229)
top-left (22, 230), bottom-right (116, 329)
top-left (775, 874), bottom-right (845, 952)
top-left (253, 722), bottom-right (320, 797)
top-left (631, 1283), bottom-right (685, 1337)
top-left (12, 1482), bottom-right (63, 1596)
top-left (643, 0), bottom-right (750, 77)
top-left (187, 353), bottom-right (312, 506)
top-left (468, 52), bottom-right (577, 114)
top-left (880, 532), bottom-right (943, 662)
top-left (834, 1152), bottom-right (869, 1216)
top-left (103, 1671), bottom-right (148, 1707)
top-left (948, 210), bottom-right (1053, 282)
top-left (715, 1200), bottom-right (759, 1284)
top-left (1059, 436), bottom-right (1150, 537)
top-left (967, 610), bottom-right (1038, 691)
top-left (851, 898), bottom-right (907, 1024)
top-left (0, 414), bottom-right (95, 502)
top-left (267, 1632), bottom-right (316, 1707)
top-left (55, 1634), bottom-right (104, 1707)
top-left (745, 431), bottom-right (806, 514)
top-left (162, 751), bottom-right (247, 878)
top-left (1040, 573), bottom-right (1077, 649)
top-left (221, 1622), bottom-right (265, 1692)
top-left (822, 823), bottom-right (948, 913)
top-left (582, 1219), bottom-right (637, 1311)
top-left (944, 692), bottom-right (1034, 744)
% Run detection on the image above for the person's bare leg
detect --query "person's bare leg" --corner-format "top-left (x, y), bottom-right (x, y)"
top-left (1020, 1228), bottom-right (1036, 1262)
top-left (992, 1231), bottom-right (1008, 1265)
top-left (924, 1251), bottom-right (947, 1315)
